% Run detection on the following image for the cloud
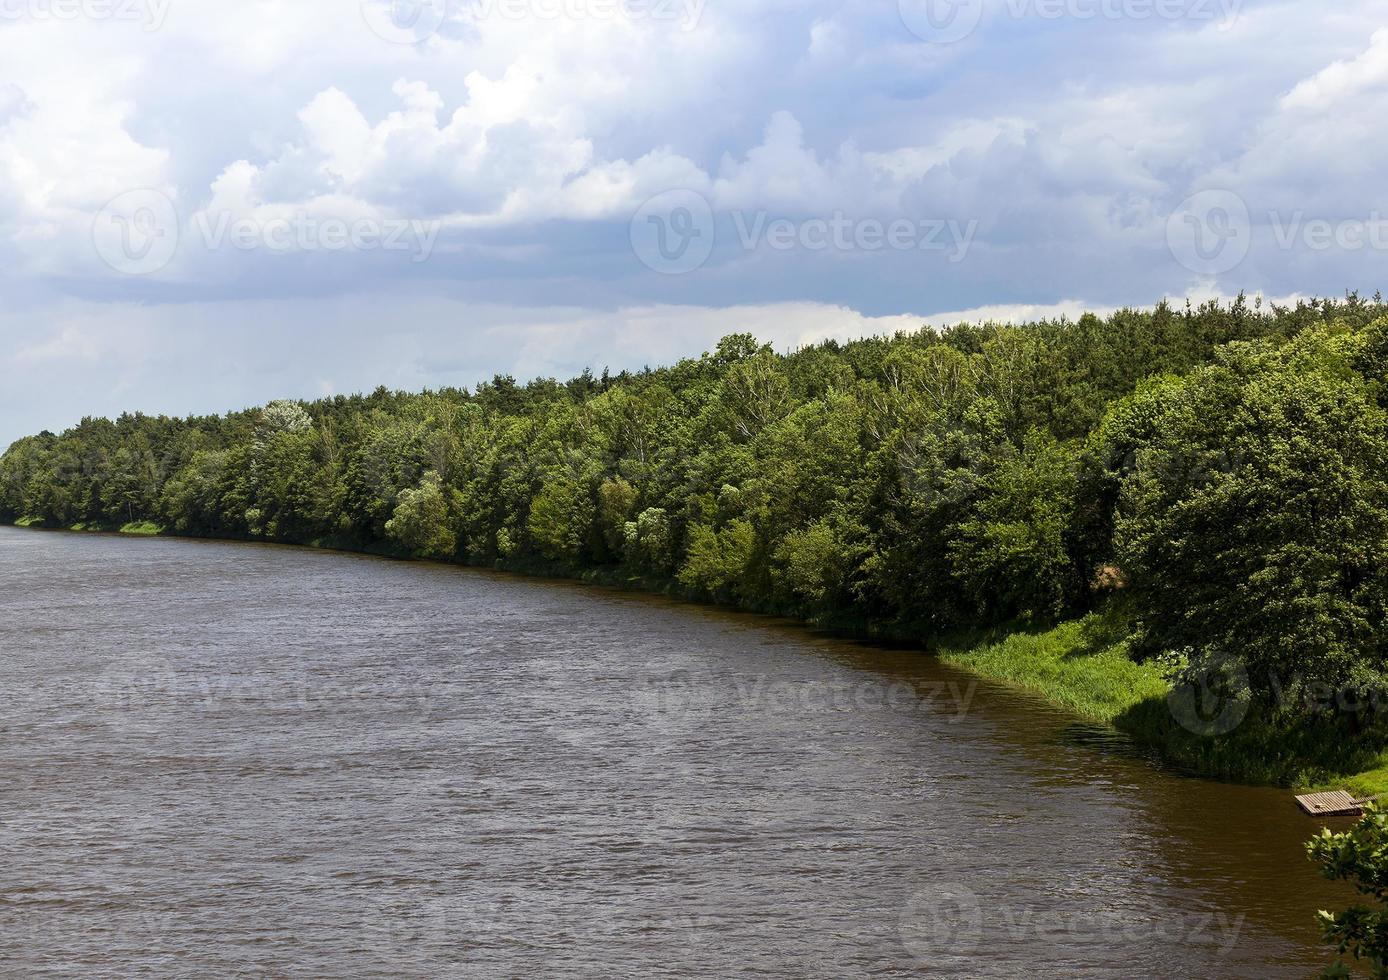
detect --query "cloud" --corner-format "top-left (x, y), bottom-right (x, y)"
top-left (192, 72), bottom-right (717, 237)
top-left (0, 42), bottom-right (172, 276)
top-left (2, 0), bottom-right (1388, 439)
top-left (1282, 28), bottom-right (1388, 112)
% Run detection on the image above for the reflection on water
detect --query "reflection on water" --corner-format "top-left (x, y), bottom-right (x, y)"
top-left (0, 527), bottom-right (1351, 977)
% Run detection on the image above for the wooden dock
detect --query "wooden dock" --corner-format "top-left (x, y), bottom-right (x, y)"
top-left (1295, 791), bottom-right (1364, 817)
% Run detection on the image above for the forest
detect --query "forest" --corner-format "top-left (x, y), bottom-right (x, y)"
top-left (6, 294), bottom-right (1388, 783)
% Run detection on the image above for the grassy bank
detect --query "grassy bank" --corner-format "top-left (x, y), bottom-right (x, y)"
top-left (8, 518), bottom-right (1384, 796)
top-left (17, 516), bottom-right (165, 536)
top-left (936, 602), bottom-right (1388, 797)
top-left (936, 602), bottom-right (1168, 721)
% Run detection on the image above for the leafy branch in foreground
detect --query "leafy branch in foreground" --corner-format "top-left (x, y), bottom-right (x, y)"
top-left (1309, 804), bottom-right (1388, 978)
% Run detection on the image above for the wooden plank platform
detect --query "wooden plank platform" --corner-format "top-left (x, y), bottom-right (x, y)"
top-left (1296, 791), bottom-right (1364, 817)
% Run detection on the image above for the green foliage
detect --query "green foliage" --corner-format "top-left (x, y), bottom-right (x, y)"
top-left (623, 507), bottom-right (674, 574)
top-left (7, 295), bottom-right (1388, 739)
top-left (1116, 335), bottom-right (1388, 710)
top-left (774, 519), bottom-right (851, 608)
top-left (679, 519), bottom-right (756, 598)
top-left (527, 477), bottom-right (594, 562)
top-left (1308, 804), bottom-right (1388, 978)
top-left (385, 470), bottom-right (458, 558)
top-left (950, 429), bottom-right (1081, 621)
top-left (597, 476), bottom-right (638, 555)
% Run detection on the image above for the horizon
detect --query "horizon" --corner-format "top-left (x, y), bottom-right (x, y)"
top-left (0, 289), bottom-right (1347, 446)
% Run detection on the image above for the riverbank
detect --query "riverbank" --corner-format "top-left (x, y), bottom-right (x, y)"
top-left (10, 516), bottom-right (1386, 797)
top-left (14, 515), bottom-right (162, 535)
top-left (935, 607), bottom-right (1388, 799)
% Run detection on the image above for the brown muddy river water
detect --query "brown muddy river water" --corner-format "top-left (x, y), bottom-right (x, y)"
top-left (0, 526), bottom-right (1356, 977)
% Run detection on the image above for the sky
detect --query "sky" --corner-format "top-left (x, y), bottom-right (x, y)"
top-left (1, 0), bottom-right (1387, 446)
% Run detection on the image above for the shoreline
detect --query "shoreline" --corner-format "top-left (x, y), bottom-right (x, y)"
top-left (11, 517), bottom-right (1382, 798)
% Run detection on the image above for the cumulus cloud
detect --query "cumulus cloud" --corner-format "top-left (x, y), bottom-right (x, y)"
top-left (0, 31), bottom-right (173, 276)
top-left (1282, 28), bottom-right (1388, 112)
top-left (191, 72), bottom-right (716, 238)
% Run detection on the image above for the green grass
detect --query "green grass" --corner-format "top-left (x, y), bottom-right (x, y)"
top-left (5, 517), bottom-right (163, 535)
top-left (936, 600), bottom-right (1388, 793)
top-left (936, 603), bottom-right (1167, 723)
top-left (1311, 761), bottom-right (1388, 800)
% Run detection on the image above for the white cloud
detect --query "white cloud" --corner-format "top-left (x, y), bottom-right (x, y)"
top-left (202, 75), bottom-right (711, 230)
top-left (1282, 28), bottom-right (1388, 112)
top-left (0, 25), bottom-right (172, 274)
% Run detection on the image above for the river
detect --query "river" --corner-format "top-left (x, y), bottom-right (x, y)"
top-left (0, 526), bottom-right (1353, 977)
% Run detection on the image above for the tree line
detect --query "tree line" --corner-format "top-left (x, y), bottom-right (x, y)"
top-left (5, 294), bottom-right (1388, 721)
